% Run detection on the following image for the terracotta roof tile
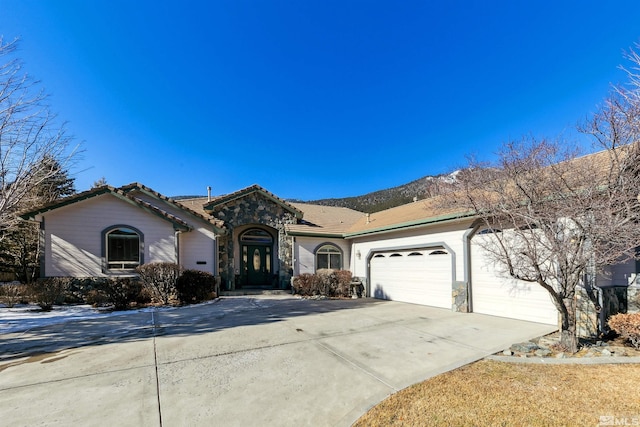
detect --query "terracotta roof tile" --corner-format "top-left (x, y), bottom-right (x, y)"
top-left (287, 203), bottom-right (364, 236)
top-left (345, 195), bottom-right (471, 237)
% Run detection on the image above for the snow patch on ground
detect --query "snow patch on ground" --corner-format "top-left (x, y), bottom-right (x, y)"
top-left (0, 303), bottom-right (193, 334)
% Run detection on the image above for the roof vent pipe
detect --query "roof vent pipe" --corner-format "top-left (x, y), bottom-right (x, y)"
top-left (207, 186), bottom-right (212, 202)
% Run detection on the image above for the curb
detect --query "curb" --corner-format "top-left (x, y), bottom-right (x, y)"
top-left (485, 354), bottom-right (640, 365)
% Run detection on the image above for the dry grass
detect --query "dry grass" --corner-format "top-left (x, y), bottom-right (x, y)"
top-left (353, 359), bottom-right (640, 426)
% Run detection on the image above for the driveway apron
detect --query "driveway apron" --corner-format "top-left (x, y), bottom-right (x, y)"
top-left (0, 296), bottom-right (556, 426)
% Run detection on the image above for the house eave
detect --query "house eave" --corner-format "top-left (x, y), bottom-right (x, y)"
top-left (287, 230), bottom-right (346, 238)
top-left (19, 186), bottom-right (114, 220)
top-left (344, 211), bottom-right (475, 239)
top-left (121, 183), bottom-right (225, 233)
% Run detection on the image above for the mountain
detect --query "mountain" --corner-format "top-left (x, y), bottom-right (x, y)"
top-left (299, 171), bottom-right (461, 213)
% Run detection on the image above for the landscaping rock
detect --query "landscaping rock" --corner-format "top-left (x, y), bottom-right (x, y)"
top-left (555, 352), bottom-right (566, 359)
top-left (510, 341), bottom-right (539, 353)
top-left (502, 350), bottom-right (513, 356)
top-left (537, 337), bottom-right (558, 348)
top-left (610, 347), bottom-right (627, 356)
top-left (534, 348), bottom-right (552, 357)
top-left (601, 348), bottom-right (612, 356)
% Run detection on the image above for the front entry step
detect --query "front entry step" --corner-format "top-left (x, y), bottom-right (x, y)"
top-left (220, 289), bottom-right (291, 296)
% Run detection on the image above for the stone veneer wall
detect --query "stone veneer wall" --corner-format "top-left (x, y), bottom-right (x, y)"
top-left (209, 192), bottom-right (298, 290)
top-left (452, 281), bottom-right (469, 313)
top-left (628, 284), bottom-right (640, 313)
top-left (576, 285), bottom-right (598, 338)
top-left (576, 284), bottom-right (637, 338)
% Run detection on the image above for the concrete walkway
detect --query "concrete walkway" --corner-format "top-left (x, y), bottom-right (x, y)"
top-left (0, 296), bottom-right (556, 426)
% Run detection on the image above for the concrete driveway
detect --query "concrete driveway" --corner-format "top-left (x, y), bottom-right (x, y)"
top-left (0, 295), bottom-right (555, 426)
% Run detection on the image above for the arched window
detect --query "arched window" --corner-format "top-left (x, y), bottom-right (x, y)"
top-left (315, 244), bottom-right (342, 270)
top-left (429, 250), bottom-right (448, 255)
top-left (478, 228), bottom-right (502, 235)
top-left (240, 228), bottom-right (273, 244)
top-left (103, 226), bottom-right (143, 270)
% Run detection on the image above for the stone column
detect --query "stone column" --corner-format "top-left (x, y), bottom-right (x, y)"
top-left (452, 281), bottom-right (469, 313)
top-left (628, 283), bottom-right (640, 313)
top-left (576, 285), bottom-right (598, 338)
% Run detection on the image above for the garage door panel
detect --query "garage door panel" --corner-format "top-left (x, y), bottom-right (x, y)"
top-left (471, 242), bottom-right (557, 325)
top-left (370, 249), bottom-right (451, 309)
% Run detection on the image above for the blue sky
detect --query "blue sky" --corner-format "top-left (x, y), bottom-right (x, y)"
top-left (2, 1), bottom-right (640, 200)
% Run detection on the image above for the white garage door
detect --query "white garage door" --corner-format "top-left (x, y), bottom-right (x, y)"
top-left (471, 240), bottom-right (558, 325)
top-left (369, 248), bottom-right (452, 309)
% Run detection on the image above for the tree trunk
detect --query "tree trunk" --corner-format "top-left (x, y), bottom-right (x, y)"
top-left (559, 296), bottom-right (579, 353)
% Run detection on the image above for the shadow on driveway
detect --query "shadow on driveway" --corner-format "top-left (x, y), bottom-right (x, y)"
top-left (0, 296), bottom-right (384, 361)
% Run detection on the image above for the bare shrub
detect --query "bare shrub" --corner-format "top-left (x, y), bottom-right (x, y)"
top-left (100, 277), bottom-right (143, 310)
top-left (64, 277), bottom-right (98, 304)
top-left (333, 270), bottom-right (353, 297)
top-left (0, 282), bottom-right (28, 307)
top-left (28, 277), bottom-right (70, 311)
top-left (136, 262), bottom-right (182, 305)
top-left (176, 270), bottom-right (217, 304)
top-left (608, 313), bottom-right (640, 349)
top-left (86, 288), bottom-right (109, 307)
top-left (315, 269), bottom-right (334, 295)
top-left (293, 270), bottom-right (354, 297)
top-left (292, 273), bottom-right (316, 296)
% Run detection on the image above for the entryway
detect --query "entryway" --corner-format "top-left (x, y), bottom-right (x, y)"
top-left (239, 228), bottom-right (275, 287)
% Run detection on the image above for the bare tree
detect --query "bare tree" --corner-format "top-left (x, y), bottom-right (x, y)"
top-left (91, 176), bottom-right (108, 188)
top-left (0, 37), bottom-right (77, 236)
top-left (449, 47), bottom-right (640, 353)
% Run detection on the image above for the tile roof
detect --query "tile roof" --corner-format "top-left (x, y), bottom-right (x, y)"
top-left (340, 144), bottom-right (639, 238)
top-left (22, 145), bottom-right (632, 239)
top-left (175, 197), bottom-right (211, 217)
top-left (120, 183), bottom-right (225, 229)
top-left (344, 195), bottom-right (472, 237)
top-left (20, 183), bottom-right (225, 232)
top-left (286, 203), bottom-right (365, 236)
top-left (203, 184), bottom-right (303, 218)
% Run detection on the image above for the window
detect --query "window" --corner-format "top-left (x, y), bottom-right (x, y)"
top-left (240, 228), bottom-right (273, 244)
top-left (408, 252), bottom-right (424, 256)
top-left (429, 250), bottom-right (448, 255)
top-left (478, 228), bottom-right (502, 234)
top-left (104, 226), bottom-right (142, 270)
top-left (316, 244), bottom-right (342, 270)
top-left (389, 253), bottom-right (403, 257)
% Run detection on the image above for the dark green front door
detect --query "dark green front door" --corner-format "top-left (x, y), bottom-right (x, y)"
top-left (243, 244), bottom-right (272, 286)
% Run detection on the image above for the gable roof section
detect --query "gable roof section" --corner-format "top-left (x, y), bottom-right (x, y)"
top-left (203, 184), bottom-right (303, 219)
top-left (120, 183), bottom-right (225, 230)
top-left (286, 203), bottom-right (364, 237)
top-left (20, 183), bottom-right (225, 233)
top-left (20, 185), bottom-right (114, 219)
top-left (343, 145), bottom-right (637, 238)
top-left (344, 195), bottom-right (473, 238)
top-left (175, 197), bottom-right (210, 217)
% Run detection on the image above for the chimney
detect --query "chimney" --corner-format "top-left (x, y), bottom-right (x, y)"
top-left (207, 186), bottom-right (212, 202)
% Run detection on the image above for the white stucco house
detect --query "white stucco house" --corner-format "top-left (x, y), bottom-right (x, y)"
top-left (21, 178), bottom-right (639, 329)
